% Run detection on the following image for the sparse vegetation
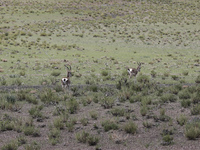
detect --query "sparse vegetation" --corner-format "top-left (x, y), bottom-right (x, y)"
top-left (0, 0), bottom-right (200, 149)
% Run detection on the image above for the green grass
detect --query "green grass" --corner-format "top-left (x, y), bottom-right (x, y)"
top-left (0, 0), bottom-right (200, 149)
top-left (0, 0), bottom-right (200, 86)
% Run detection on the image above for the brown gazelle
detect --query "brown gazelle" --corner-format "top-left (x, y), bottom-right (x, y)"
top-left (61, 64), bottom-right (72, 89)
top-left (127, 62), bottom-right (142, 78)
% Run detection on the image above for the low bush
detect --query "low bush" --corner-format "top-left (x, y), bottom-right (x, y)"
top-left (177, 115), bottom-right (187, 126)
top-left (178, 90), bottom-right (191, 99)
top-left (111, 108), bottom-right (125, 117)
top-left (181, 99), bottom-right (191, 108)
top-left (195, 75), bottom-right (200, 83)
top-left (185, 121), bottom-right (200, 140)
top-left (48, 128), bottom-right (60, 145)
top-left (191, 104), bottom-right (200, 115)
top-left (102, 120), bottom-right (118, 132)
top-left (161, 93), bottom-right (177, 103)
top-left (124, 121), bottom-right (137, 134)
top-left (67, 98), bottom-right (79, 114)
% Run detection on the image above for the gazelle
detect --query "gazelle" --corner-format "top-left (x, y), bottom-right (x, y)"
top-left (61, 64), bottom-right (72, 89)
top-left (127, 62), bottom-right (142, 78)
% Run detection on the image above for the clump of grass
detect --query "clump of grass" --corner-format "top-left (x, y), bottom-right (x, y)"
top-left (53, 117), bottom-right (64, 130)
top-left (195, 75), bottom-right (200, 83)
top-left (111, 108), bottom-right (125, 117)
top-left (140, 105), bottom-right (148, 116)
top-left (137, 74), bottom-right (150, 84)
top-left (66, 118), bottom-right (76, 132)
top-left (48, 128), bottom-right (60, 145)
top-left (185, 120), bottom-right (200, 140)
top-left (124, 121), bottom-right (137, 134)
top-left (151, 70), bottom-right (157, 78)
top-left (161, 93), bottom-right (177, 103)
top-left (102, 120), bottom-right (118, 132)
top-left (101, 70), bottom-right (109, 76)
top-left (23, 126), bottom-right (40, 137)
top-left (51, 71), bottom-right (61, 77)
top-left (100, 97), bottom-right (115, 109)
top-left (80, 117), bottom-right (89, 126)
top-left (182, 70), bottom-right (189, 76)
top-left (24, 141), bottom-right (40, 150)
top-left (177, 114), bottom-right (187, 126)
top-left (87, 135), bottom-right (99, 146)
top-left (1, 140), bottom-right (18, 150)
top-left (12, 78), bottom-right (22, 86)
top-left (39, 88), bottom-right (58, 104)
top-left (159, 108), bottom-right (171, 122)
top-left (76, 130), bottom-right (99, 146)
top-left (171, 75), bottom-right (179, 80)
top-left (192, 92), bottom-right (200, 104)
top-left (0, 77), bottom-right (7, 85)
top-left (89, 111), bottom-right (98, 120)
top-left (181, 99), bottom-right (191, 108)
top-left (162, 134), bottom-right (174, 145)
top-left (67, 98), bottom-right (79, 114)
top-left (178, 89), bottom-right (191, 99)
top-left (29, 105), bottom-right (44, 120)
top-left (143, 121), bottom-right (152, 128)
top-left (191, 104), bottom-right (200, 115)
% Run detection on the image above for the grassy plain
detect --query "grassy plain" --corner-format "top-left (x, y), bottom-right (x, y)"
top-left (0, 0), bottom-right (200, 149)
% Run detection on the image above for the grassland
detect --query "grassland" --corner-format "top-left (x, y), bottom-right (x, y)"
top-left (0, 0), bottom-right (200, 149)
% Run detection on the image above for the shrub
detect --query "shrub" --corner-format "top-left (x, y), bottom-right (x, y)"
top-left (53, 117), bottom-right (64, 130)
top-left (48, 128), bottom-right (60, 145)
top-left (76, 130), bottom-right (89, 143)
top-left (23, 126), bottom-right (40, 137)
top-left (191, 104), bottom-right (200, 115)
top-left (89, 85), bottom-right (98, 92)
top-left (195, 75), bottom-right (200, 83)
top-left (143, 121), bottom-right (152, 128)
top-left (1, 140), bottom-right (18, 150)
top-left (182, 71), bottom-right (189, 76)
top-left (181, 99), bottom-right (191, 108)
top-left (161, 93), bottom-right (177, 103)
top-left (178, 89), bottom-right (191, 99)
top-left (24, 141), bottom-right (40, 150)
top-left (51, 71), bottom-right (61, 77)
top-left (12, 78), bottom-right (22, 86)
top-left (162, 134), bottom-right (174, 145)
top-left (151, 70), bottom-right (157, 78)
top-left (124, 121), bottom-right (137, 134)
top-left (100, 97), bottom-right (114, 109)
top-left (76, 130), bottom-right (99, 146)
top-left (66, 118), bottom-right (76, 132)
top-left (140, 105), bottom-right (148, 116)
top-left (29, 105), bottom-right (44, 119)
top-left (111, 108), bottom-right (125, 117)
top-left (80, 117), bottom-right (89, 126)
top-left (54, 84), bottom-right (63, 92)
top-left (185, 121), bottom-right (200, 140)
top-left (101, 70), bottom-right (109, 76)
top-left (0, 77), bottom-right (6, 85)
top-left (177, 115), bottom-right (187, 126)
top-left (6, 95), bottom-right (17, 104)
top-left (137, 74), bottom-right (150, 84)
top-left (90, 111), bottom-right (98, 120)
top-left (87, 135), bottom-right (99, 146)
top-left (102, 120), bottom-right (118, 132)
top-left (171, 75), bottom-right (179, 80)
top-left (67, 98), bottom-right (79, 114)
top-left (40, 88), bottom-right (58, 104)
top-left (192, 92), bottom-right (200, 104)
